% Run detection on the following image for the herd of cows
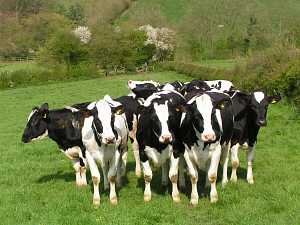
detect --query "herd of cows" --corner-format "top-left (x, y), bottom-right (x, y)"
top-left (21, 79), bottom-right (281, 206)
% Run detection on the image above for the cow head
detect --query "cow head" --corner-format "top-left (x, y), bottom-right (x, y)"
top-left (185, 92), bottom-right (229, 142)
top-left (92, 95), bottom-right (124, 145)
top-left (141, 91), bottom-right (186, 144)
top-left (22, 103), bottom-right (49, 143)
top-left (127, 80), bottom-right (160, 100)
top-left (249, 91), bottom-right (281, 127)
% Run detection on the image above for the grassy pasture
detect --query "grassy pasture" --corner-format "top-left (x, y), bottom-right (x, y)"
top-left (0, 61), bottom-right (42, 73)
top-left (0, 72), bottom-right (299, 225)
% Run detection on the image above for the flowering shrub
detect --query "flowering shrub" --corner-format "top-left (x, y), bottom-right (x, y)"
top-left (138, 25), bottom-right (175, 61)
top-left (73, 26), bottom-right (91, 44)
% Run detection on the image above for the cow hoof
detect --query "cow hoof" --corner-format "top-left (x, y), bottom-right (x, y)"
top-left (110, 197), bottom-right (118, 205)
top-left (93, 198), bottom-right (100, 207)
top-left (247, 178), bottom-right (254, 184)
top-left (144, 195), bottom-right (152, 202)
top-left (190, 199), bottom-right (198, 207)
top-left (210, 195), bottom-right (218, 203)
top-left (222, 179), bottom-right (228, 188)
top-left (135, 170), bottom-right (142, 178)
top-left (172, 194), bottom-right (180, 203)
top-left (230, 176), bottom-right (237, 183)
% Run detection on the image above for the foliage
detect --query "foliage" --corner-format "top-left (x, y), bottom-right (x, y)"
top-left (89, 25), bottom-right (151, 72)
top-left (38, 29), bottom-right (88, 67)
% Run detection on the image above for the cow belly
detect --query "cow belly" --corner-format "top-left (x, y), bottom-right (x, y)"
top-left (145, 146), bottom-right (171, 167)
top-left (185, 142), bottom-right (211, 170)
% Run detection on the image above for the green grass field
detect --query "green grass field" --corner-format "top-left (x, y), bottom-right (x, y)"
top-left (0, 61), bottom-right (42, 73)
top-left (0, 72), bottom-right (299, 225)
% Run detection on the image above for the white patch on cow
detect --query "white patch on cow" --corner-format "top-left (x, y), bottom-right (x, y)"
top-left (27, 109), bottom-right (37, 121)
top-left (31, 130), bottom-right (48, 141)
top-left (195, 94), bottom-right (215, 137)
top-left (64, 106), bottom-right (79, 112)
top-left (254, 92), bottom-right (265, 103)
top-left (104, 95), bottom-right (122, 108)
top-left (216, 109), bottom-right (222, 132)
top-left (145, 145), bottom-right (171, 167)
top-left (180, 112), bottom-right (186, 126)
top-left (87, 101), bottom-right (96, 110)
top-left (162, 83), bottom-right (175, 91)
top-left (64, 147), bottom-right (81, 160)
top-left (153, 102), bottom-right (172, 141)
top-left (127, 80), bottom-right (160, 89)
top-left (144, 90), bottom-right (184, 107)
top-left (205, 80), bottom-right (233, 91)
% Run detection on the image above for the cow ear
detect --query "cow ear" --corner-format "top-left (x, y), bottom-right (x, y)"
top-left (80, 108), bottom-right (93, 118)
top-left (113, 105), bottom-right (125, 115)
top-left (39, 103), bottom-right (49, 118)
top-left (268, 94), bottom-right (281, 104)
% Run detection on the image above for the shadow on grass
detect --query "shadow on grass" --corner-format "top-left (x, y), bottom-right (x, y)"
top-left (37, 170), bottom-right (74, 183)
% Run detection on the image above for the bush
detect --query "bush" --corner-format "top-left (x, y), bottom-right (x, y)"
top-left (158, 61), bottom-right (231, 80)
top-left (38, 29), bottom-right (89, 67)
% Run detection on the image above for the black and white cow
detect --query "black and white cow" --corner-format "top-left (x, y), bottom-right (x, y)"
top-left (137, 90), bottom-right (186, 202)
top-left (179, 90), bottom-right (234, 205)
top-left (222, 90), bottom-right (281, 185)
top-left (127, 80), bottom-right (160, 101)
top-left (81, 95), bottom-right (128, 205)
top-left (181, 80), bottom-right (211, 94)
top-left (205, 80), bottom-right (234, 92)
top-left (114, 95), bottom-right (141, 177)
top-left (22, 103), bottom-right (92, 187)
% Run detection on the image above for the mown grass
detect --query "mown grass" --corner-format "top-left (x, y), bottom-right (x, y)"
top-left (0, 72), bottom-right (299, 225)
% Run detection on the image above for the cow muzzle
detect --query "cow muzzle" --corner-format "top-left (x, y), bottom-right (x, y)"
top-left (103, 136), bottom-right (116, 144)
top-left (201, 132), bottom-right (216, 142)
top-left (159, 134), bottom-right (173, 144)
top-left (257, 120), bottom-right (267, 127)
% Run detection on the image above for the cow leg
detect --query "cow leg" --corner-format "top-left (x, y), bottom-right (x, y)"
top-left (178, 155), bottom-right (186, 190)
top-left (102, 161), bottom-right (109, 191)
top-left (207, 144), bottom-right (221, 203)
top-left (72, 159), bottom-right (84, 187)
top-left (108, 150), bottom-right (121, 205)
top-left (220, 144), bottom-right (230, 187)
top-left (142, 160), bottom-right (153, 202)
top-left (183, 150), bottom-right (198, 206)
top-left (78, 149), bottom-right (87, 187)
top-left (86, 151), bottom-right (101, 206)
top-left (161, 161), bottom-right (169, 187)
top-left (246, 145), bottom-right (255, 184)
top-left (169, 154), bottom-right (180, 203)
top-left (132, 138), bottom-right (142, 177)
top-left (230, 143), bottom-right (240, 182)
top-left (117, 149), bottom-right (128, 187)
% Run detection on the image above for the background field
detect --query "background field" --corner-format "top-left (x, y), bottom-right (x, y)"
top-left (0, 72), bottom-right (299, 225)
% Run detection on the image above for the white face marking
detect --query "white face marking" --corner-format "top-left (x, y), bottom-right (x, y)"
top-left (153, 102), bottom-right (171, 139)
top-left (196, 94), bottom-right (214, 135)
top-left (27, 109), bottom-right (37, 121)
top-left (31, 130), bottom-right (48, 141)
top-left (95, 100), bottom-right (115, 141)
top-left (254, 92), bottom-right (265, 103)
top-left (144, 90), bottom-right (184, 107)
